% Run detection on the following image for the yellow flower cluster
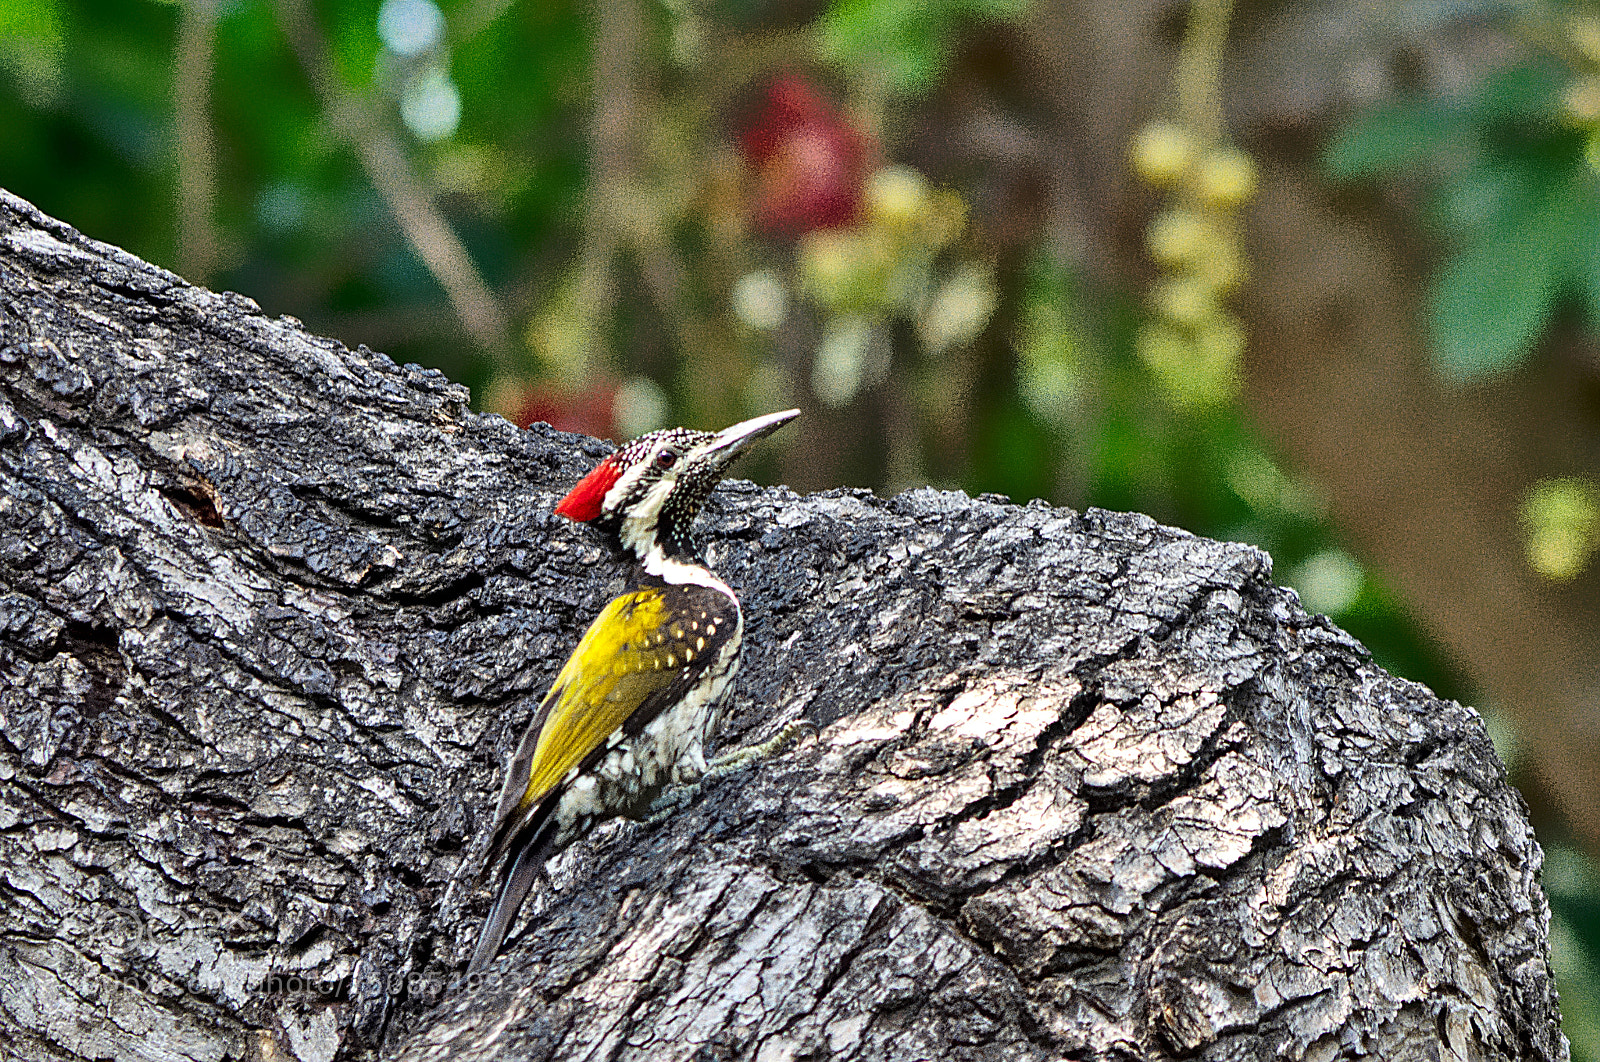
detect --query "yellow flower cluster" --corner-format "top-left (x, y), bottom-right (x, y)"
top-left (1521, 476), bottom-right (1600, 581)
top-left (1130, 120), bottom-right (1257, 409)
top-left (796, 165), bottom-right (967, 316)
top-left (777, 164), bottom-right (990, 408)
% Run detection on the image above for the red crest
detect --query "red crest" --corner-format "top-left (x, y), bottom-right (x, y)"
top-left (555, 458), bottom-right (622, 522)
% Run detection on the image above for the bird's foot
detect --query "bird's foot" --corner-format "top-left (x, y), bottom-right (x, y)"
top-left (643, 719), bottom-right (815, 823)
top-left (705, 718), bottom-right (816, 778)
top-left (644, 785), bottom-right (695, 823)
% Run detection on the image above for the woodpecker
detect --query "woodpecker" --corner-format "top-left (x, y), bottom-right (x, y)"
top-left (466, 408), bottom-right (800, 975)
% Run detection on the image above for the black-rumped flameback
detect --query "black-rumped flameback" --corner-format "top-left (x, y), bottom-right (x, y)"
top-left (466, 408), bottom-right (799, 975)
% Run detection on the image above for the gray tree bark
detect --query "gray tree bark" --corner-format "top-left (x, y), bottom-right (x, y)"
top-left (0, 188), bottom-right (1567, 1062)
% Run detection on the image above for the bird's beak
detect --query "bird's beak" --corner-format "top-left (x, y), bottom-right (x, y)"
top-left (701, 408), bottom-right (800, 467)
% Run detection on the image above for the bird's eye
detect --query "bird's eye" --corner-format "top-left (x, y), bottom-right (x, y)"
top-left (656, 449), bottom-right (678, 469)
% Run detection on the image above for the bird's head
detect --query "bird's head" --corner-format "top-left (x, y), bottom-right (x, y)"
top-left (555, 408), bottom-right (799, 564)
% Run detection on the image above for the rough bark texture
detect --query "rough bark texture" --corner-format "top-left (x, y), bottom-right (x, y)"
top-left (0, 188), bottom-right (1567, 1062)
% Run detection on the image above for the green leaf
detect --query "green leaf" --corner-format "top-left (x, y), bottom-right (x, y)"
top-left (1431, 159), bottom-right (1538, 239)
top-left (1576, 187), bottom-right (1600, 328)
top-left (818, 0), bottom-right (1026, 96)
top-left (0, 0), bottom-right (64, 103)
top-left (0, 0), bottom-right (62, 38)
top-left (1429, 181), bottom-right (1586, 378)
top-left (1323, 100), bottom-right (1470, 181)
top-left (1468, 61), bottom-right (1567, 127)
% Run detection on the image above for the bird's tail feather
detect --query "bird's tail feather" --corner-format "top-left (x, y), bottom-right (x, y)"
top-left (465, 830), bottom-right (548, 977)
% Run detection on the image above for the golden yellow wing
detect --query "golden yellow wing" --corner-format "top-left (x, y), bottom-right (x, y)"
top-left (522, 590), bottom-right (680, 803)
top-left (486, 583), bottom-right (737, 857)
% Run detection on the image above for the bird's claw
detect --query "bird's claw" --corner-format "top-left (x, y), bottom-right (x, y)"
top-left (706, 718), bottom-right (816, 777)
top-left (643, 719), bottom-right (815, 823)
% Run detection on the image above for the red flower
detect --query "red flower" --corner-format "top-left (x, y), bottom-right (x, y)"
top-left (506, 381), bottom-right (616, 438)
top-left (739, 75), bottom-right (869, 237)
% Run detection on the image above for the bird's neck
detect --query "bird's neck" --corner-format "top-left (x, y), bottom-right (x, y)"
top-left (614, 481), bottom-right (730, 596)
top-left (636, 540), bottom-right (734, 599)
top-left (618, 495), bottom-right (696, 569)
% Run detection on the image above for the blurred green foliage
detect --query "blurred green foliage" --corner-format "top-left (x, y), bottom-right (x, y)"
top-left (817, 0), bottom-right (1026, 96)
top-left (1325, 62), bottom-right (1600, 379)
top-left (1, 0), bottom-right (592, 392)
top-left (1324, 15), bottom-right (1600, 1055)
top-left (2, 0), bottom-right (176, 264)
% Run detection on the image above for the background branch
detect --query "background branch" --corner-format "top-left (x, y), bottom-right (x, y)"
top-left (173, 0), bottom-right (220, 283)
top-left (272, 0), bottom-right (514, 366)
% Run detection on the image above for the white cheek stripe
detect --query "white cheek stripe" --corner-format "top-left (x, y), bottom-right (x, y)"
top-left (618, 475), bottom-right (675, 558)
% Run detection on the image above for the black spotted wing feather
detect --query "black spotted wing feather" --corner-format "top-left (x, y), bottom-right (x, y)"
top-left (484, 582), bottom-right (739, 866)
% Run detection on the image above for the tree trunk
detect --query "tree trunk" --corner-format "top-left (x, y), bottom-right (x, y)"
top-left (0, 189), bottom-right (1566, 1061)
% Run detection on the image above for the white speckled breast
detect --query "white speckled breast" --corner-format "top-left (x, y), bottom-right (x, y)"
top-left (551, 604), bottom-right (743, 845)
